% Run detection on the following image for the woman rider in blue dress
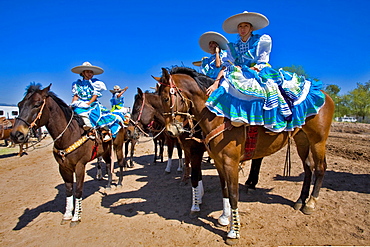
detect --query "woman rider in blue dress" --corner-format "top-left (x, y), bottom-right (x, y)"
top-left (206, 11), bottom-right (325, 132)
top-left (70, 61), bottom-right (123, 140)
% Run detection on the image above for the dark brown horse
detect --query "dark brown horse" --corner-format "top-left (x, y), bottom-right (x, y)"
top-left (132, 87), bottom-right (209, 214)
top-left (10, 84), bottom-right (127, 227)
top-left (157, 67), bottom-right (334, 245)
top-left (131, 88), bottom-right (184, 173)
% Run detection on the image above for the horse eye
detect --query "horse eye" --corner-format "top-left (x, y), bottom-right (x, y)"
top-left (163, 97), bottom-right (169, 102)
top-left (33, 102), bottom-right (42, 108)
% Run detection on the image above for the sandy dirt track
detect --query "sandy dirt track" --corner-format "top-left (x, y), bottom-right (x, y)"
top-left (0, 122), bottom-right (369, 246)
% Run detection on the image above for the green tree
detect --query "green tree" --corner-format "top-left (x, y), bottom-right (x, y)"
top-left (324, 84), bottom-right (347, 118)
top-left (281, 65), bottom-right (310, 78)
top-left (347, 81), bottom-right (370, 121)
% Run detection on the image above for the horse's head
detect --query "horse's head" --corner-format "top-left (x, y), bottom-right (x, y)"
top-left (11, 83), bottom-right (51, 144)
top-left (157, 67), bottom-right (215, 137)
top-left (131, 87), bottom-right (166, 134)
top-left (156, 68), bottom-right (192, 137)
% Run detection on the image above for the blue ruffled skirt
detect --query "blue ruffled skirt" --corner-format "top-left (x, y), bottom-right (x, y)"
top-left (206, 66), bottom-right (325, 132)
top-left (73, 102), bottom-right (123, 138)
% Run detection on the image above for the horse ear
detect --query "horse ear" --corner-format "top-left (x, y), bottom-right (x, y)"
top-left (151, 75), bottom-right (160, 82)
top-left (41, 83), bottom-right (52, 97)
top-left (137, 87), bottom-right (143, 97)
top-left (161, 68), bottom-right (170, 82)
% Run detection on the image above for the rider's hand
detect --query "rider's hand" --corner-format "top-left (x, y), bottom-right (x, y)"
top-left (206, 80), bottom-right (219, 96)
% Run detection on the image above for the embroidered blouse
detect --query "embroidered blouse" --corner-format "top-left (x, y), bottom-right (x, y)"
top-left (72, 78), bottom-right (107, 101)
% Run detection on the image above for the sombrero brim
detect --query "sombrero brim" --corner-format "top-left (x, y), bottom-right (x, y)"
top-left (192, 61), bottom-right (202, 67)
top-left (223, 12), bottom-right (269, 33)
top-left (109, 89), bottom-right (124, 93)
top-left (199, 31), bottom-right (229, 53)
top-left (71, 65), bottom-right (104, 75)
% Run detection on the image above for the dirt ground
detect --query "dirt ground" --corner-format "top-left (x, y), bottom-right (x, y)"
top-left (0, 122), bottom-right (369, 246)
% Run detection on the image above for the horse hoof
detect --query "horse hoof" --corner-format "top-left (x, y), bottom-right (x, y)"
top-left (245, 185), bottom-right (256, 194)
top-left (60, 219), bottom-right (70, 225)
top-left (301, 205), bottom-right (315, 215)
top-left (189, 211), bottom-right (200, 219)
top-left (70, 220), bottom-right (80, 227)
top-left (225, 238), bottom-right (239, 246)
top-left (293, 199), bottom-right (303, 210)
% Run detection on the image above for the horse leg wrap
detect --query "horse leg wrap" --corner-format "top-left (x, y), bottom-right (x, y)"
top-left (227, 208), bottom-right (241, 239)
top-left (177, 158), bottom-right (184, 172)
top-left (165, 158), bottom-right (172, 173)
top-left (198, 180), bottom-right (204, 203)
top-left (71, 198), bottom-right (82, 222)
top-left (191, 186), bottom-right (201, 212)
top-left (218, 198), bottom-right (231, 226)
top-left (63, 196), bottom-right (74, 220)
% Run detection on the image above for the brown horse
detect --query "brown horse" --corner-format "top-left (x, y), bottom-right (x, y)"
top-left (157, 67), bottom-right (334, 245)
top-left (132, 87), bottom-right (208, 213)
top-left (10, 84), bottom-right (127, 227)
top-left (131, 88), bottom-right (184, 173)
top-left (0, 117), bottom-right (28, 156)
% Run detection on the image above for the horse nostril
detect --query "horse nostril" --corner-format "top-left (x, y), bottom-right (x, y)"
top-left (11, 131), bottom-right (25, 143)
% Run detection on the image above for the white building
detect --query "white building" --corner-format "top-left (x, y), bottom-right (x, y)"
top-left (0, 105), bottom-right (19, 119)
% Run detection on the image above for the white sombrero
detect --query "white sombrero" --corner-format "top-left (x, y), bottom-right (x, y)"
top-left (199, 31), bottom-right (229, 53)
top-left (109, 85), bottom-right (125, 93)
top-left (222, 11), bottom-right (269, 33)
top-left (71, 61), bottom-right (104, 75)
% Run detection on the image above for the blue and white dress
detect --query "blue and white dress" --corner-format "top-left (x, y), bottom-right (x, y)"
top-left (201, 50), bottom-right (228, 79)
top-left (71, 78), bottom-right (123, 137)
top-left (110, 92), bottom-right (130, 126)
top-left (206, 34), bottom-right (325, 132)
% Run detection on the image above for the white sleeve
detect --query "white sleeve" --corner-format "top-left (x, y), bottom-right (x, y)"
top-left (254, 34), bottom-right (272, 69)
top-left (91, 80), bottom-right (107, 96)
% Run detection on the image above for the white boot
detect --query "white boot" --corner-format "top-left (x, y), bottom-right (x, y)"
top-left (218, 198), bottom-right (231, 226)
top-left (165, 158), bottom-right (172, 173)
top-left (177, 158), bottom-right (184, 172)
top-left (71, 198), bottom-right (82, 222)
top-left (62, 196), bottom-right (74, 221)
top-left (191, 186), bottom-right (201, 212)
top-left (198, 180), bottom-right (204, 204)
top-left (227, 208), bottom-right (241, 239)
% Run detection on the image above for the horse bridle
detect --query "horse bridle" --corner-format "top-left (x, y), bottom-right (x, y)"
top-left (131, 93), bottom-right (150, 137)
top-left (16, 98), bottom-right (46, 129)
top-left (161, 75), bottom-right (200, 136)
top-left (17, 96), bottom-right (74, 147)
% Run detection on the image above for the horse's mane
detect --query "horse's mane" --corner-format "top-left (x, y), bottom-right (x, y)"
top-left (169, 67), bottom-right (215, 91)
top-left (25, 83), bottom-right (84, 126)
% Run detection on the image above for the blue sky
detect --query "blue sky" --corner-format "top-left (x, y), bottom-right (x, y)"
top-left (1, 0), bottom-right (369, 109)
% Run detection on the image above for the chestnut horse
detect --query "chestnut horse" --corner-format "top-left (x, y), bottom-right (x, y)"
top-left (157, 67), bottom-right (334, 245)
top-left (0, 117), bottom-right (28, 156)
top-left (131, 88), bottom-right (184, 173)
top-left (10, 84), bottom-right (127, 227)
